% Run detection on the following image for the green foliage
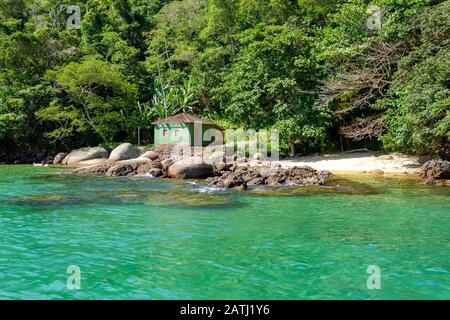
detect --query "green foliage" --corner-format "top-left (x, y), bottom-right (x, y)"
top-left (152, 78), bottom-right (196, 119)
top-left (0, 0), bottom-right (448, 157)
top-left (380, 1), bottom-right (450, 156)
top-left (316, 0), bottom-right (449, 155)
top-left (219, 24), bottom-right (329, 149)
top-left (41, 57), bottom-right (138, 142)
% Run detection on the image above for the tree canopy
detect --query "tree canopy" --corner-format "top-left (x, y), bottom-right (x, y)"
top-left (0, 0), bottom-right (448, 157)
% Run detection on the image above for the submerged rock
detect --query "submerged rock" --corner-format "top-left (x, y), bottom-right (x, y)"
top-left (145, 189), bottom-right (238, 209)
top-left (8, 194), bottom-right (66, 205)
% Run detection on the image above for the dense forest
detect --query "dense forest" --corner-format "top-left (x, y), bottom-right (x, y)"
top-left (0, 0), bottom-right (448, 160)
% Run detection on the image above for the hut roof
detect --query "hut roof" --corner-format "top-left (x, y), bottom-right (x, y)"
top-left (152, 113), bottom-right (218, 126)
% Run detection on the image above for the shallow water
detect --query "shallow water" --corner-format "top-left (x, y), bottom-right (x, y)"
top-left (0, 165), bottom-right (449, 299)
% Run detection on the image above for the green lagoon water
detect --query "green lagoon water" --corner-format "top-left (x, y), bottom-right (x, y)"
top-left (0, 165), bottom-right (449, 299)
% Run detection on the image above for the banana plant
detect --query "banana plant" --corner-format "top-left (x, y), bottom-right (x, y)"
top-left (152, 78), bottom-right (196, 119)
top-left (177, 79), bottom-right (197, 113)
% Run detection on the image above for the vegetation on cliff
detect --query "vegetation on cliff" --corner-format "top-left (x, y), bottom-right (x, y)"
top-left (0, 0), bottom-right (448, 159)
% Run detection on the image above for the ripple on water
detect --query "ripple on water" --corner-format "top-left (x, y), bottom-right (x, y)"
top-left (0, 166), bottom-right (449, 299)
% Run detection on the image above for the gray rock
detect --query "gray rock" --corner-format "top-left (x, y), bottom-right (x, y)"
top-left (62, 147), bottom-right (109, 165)
top-left (421, 160), bottom-right (450, 180)
top-left (213, 162), bottom-right (232, 174)
top-left (417, 155), bottom-right (435, 165)
top-left (53, 152), bottom-right (68, 164)
top-left (208, 164), bottom-right (332, 189)
top-left (106, 158), bottom-right (151, 177)
top-left (207, 151), bottom-right (225, 163)
top-left (76, 158), bottom-right (108, 167)
top-left (253, 152), bottom-right (266, 161)
top-left (136, 161), bottom-right (163, 175)
top-left (70, 164), bottom-right (110, 175)
top-left (168, 156), bottom-right (214, 179)
top-left (161, 159), bottom-right (174, 172)
top-left (147, 168), bottom-right (163, 177)
top-left (139, 151), bottom-right (159, 160)
top-left (137, 146), bottom-right (151, 155)
top-left (109, 143), bottom-right (139, 161)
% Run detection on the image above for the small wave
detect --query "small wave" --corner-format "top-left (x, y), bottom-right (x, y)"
top-left (134, 173), bottom-right (155, 178)
top-left (195, 186), bottom-right (226, 194)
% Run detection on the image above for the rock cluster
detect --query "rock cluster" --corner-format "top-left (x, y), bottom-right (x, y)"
top-left (108, 143), bottom-right (139, 161)
top-left (58, 143), bottom-right (333, 190)
top-left (53, 152), bottom-right (68, 164)
top-left (421, 160), bottom-right (450, 185)
top-left (0, 150), bottom-right (54, 164)
top-left (207, 163), bottom-right (332, 190)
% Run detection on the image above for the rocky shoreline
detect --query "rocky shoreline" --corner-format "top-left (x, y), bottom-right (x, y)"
top-left (50, 144), bottom-right (334, 190)
top-left (420, 159), bottom-right (450, 186)
top-left (5, 143), bottom-right (449, 188)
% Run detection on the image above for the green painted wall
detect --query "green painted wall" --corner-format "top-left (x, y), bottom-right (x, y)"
top-left (154, 123), bottom-right (223, 146)
top-left (154, 123), bottom-right (191, 145)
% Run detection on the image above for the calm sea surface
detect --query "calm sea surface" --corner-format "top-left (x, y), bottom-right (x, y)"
top-left (0, 165), bottom-right (449, 299)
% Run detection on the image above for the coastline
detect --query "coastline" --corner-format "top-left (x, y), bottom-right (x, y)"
top-left (3, 150), bottom-right (448, 187)
top-left (270, 151), bottom-right (425, 176)
top-left (0, 151), bottom-right (428, 176)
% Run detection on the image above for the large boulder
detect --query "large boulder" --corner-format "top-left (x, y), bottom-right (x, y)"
top-left (53, 152), bottom-right (68, 164)
top-left (421, 160), bottom-right (450, 180)
top-left (168, 156), bottom-right (214, 179)
top-left (109, 143), bottom-right (139, 161)
top-left (139, 150), bottom-right (159, 161)
top-left (70, 164), bottom-right (111, 175)
top-left (76, 158), bottom-right (109, 167)
top-left (62, 147), bottom-right (108, 165)
top-left (106, 158), bottom-right (151, 177)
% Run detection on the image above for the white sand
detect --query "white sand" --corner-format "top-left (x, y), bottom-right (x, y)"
top-left (268, 151), bottom-right (424, 175)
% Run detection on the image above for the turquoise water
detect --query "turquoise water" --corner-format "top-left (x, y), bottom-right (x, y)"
top-left (0, 165), bottom-right (449, 300)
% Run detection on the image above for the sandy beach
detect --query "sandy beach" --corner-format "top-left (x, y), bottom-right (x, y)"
top-left (273, 151), bottom-right (427, 175)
